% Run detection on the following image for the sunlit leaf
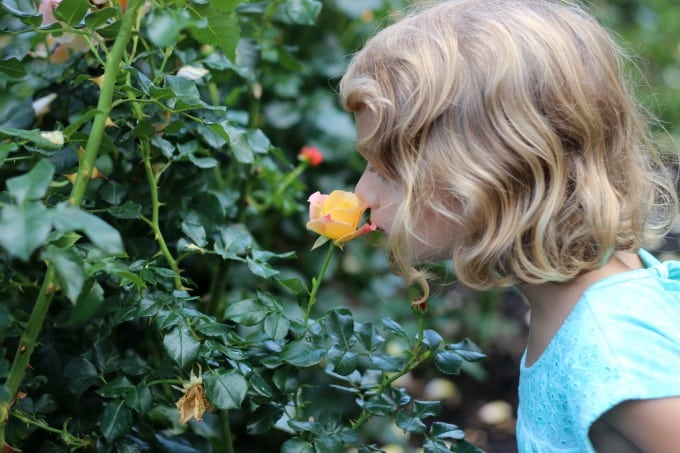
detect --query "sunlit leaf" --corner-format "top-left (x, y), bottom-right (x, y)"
top-left (0, 203), bottom-right (51, 261)
top-left (188, 5), bottom-right (239, 60)
top-left (51, 203), bottom-right (124, 255)
top-left (6, 159), bottom-right (54, 204)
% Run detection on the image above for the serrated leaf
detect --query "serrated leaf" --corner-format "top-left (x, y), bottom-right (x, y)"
top-left (203, 369), bottom-right (248, 410)
top-left (188, 6), bottom-right (239, 60)
top-left (100, 400), bottom-right (132, 442)
top-left (280, 338), bottom-right (326, 367)
top-left (396, 409), bottom-right (427, 434)
top-left (0, 203), bottom-right (51, 261)
top-left (356, 322), bottom-right (384, 352)
top-left (6, 159), bottom-right (54, 204)
top-left (63, 357), bottom-right (100, 395)
top-left (434, 350), bottom-right (463, 375)
top-left (214, 224), bottom-right (252, 260)
top-left (362, 392), bottom-right (397, 416)
top-left (429, 421), bottom-right (465, 441)
top-left (381, 317), bottom-right (407, 337)
top-left (327, 346), bottom-right (358, 376)
top-left (421, 329), bottom-right (443, 351)
top-left (163, 324), bottom-right (200, 369)
top-left (325, 308), bottom-right (354, 347)
top-left (447, 338), bottom-right (486, 362)
top-left (264, 312), bottom-right (290, 340)
top-left (223, 299), bottom-right (268, 325)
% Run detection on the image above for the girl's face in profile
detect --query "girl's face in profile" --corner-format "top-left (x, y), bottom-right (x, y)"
top-left (353, 109), bottom-right (458, 263)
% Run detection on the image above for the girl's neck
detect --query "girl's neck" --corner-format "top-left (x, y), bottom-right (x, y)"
top-left (518, 251), bottom-right (642, 367)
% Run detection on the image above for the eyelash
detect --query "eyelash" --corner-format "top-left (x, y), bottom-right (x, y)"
top-left (367, 165), bottom-right (389, 183)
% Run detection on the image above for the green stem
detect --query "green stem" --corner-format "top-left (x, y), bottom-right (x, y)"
top-left (218, 410), bottom-right (234, 453)
top-left (351, 312), bottom-right (428, 430)
top-left (0, 3), bottom-right (143, 447)
top-left (304, 242), bottom-right (335, 328)
top-left (140, 140), bottom-right (182, 290)
top-left (69, 0), bottom-right (143, 207)
top-left (274, 161), bottom-right (308, 199)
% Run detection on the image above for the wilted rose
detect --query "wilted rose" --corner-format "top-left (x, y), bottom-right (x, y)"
top-left (306, 190), bottom-right (376, 245)
top-left (174, 368), bottom-right (213, 425)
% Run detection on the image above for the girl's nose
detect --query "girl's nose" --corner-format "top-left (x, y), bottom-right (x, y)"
top-left (355, 169), bottom-right (378, 208)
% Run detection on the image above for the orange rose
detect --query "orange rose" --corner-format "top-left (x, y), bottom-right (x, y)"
top-left (306, 190), bottom-right (376, 245)
top-left (298, 146), bottom-right (323, 167)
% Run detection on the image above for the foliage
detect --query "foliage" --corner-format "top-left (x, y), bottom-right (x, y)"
top-left (0, 0), bottom-right (486, 451)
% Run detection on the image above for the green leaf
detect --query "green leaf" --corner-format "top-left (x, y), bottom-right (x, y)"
top-left (281, 438), bottom-right (314, 453)
top-left (433, 350), bottom-right (463, 375)
top-left (96, 376), bottom-right (134, 398)
top-left (327, 346), bottom-right (358, 376)
top-left (396, 409), bottom-right (427, 434)
top-left (54, 0), bottom-right (90, 26)
top-left (223, 299), bottom-right (268, 325)
top-left (213, 224), bottom-right (252, 260)
top-left (325, 309), bottom-right (355, 347)
top-left (206, 122), bottom-right (254, 163)
top-left (447, 338), bottom-right (486, 362)
top-left (107, 200), bottom-right (142, 219)
top-left (278, 277), bottom-right (306, 295)
top-left (145, 8), bottom-right (188, 47)
top-left (203, 368), bottom-right (248, 410)
top-left (43, 245), bottom-right (84, 304)
top-left (84, 6), bottom-right (118, 30)
top-left (188, 5), bottom-right (239, 60)
top-left (51, 203), bottom-right (124, 255)
top-left (274, 0), bottom-right (322, 25)
top-left (6, 159), bottom-right (55, 204)
top-left (63, 357), bottom-right (100, 395)
top-left (0, 58), bottom-right (27, 78)
top-left (165, 75), bottom-right (206, 111)
top-left (264, 312), bottom-right (290, 340)
top-left (362, 392), bottom-right (397, 416)
top-left (280, 338), bottom-right (326, 367)
top-left (0, 127), bottom-right (64, 149)
top-left (381, 317), bottom-right (407, 338)
top-left (100, 400), bottom-right (133, 442)
top-left (422, 329), bottom-right (443, 352)
top-left (99, 180), bottom-right (128, 206)
top-left (0, 202), bottom-right (51, 261)
top-left (356, 322), bottom-right (384, 352)
top-left (163, 323), bottom-right (200, 369)
top-left (429, 421), bottom-right (465, 441)
top-left (69, 280), bottom-right (104, 325)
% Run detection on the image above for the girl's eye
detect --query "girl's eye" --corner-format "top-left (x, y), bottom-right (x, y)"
top-left (367, 165), bottom-right (389, 182)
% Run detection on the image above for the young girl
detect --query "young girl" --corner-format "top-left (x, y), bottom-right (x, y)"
top-left (339, 0), bottom-right (680, 451)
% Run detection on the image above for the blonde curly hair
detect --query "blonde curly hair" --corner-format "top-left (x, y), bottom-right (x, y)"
top-left (340, 0), bottom-right (678, 294)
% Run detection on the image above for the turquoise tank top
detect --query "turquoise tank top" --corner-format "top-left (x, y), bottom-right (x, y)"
top-left (517, 250), bottom-right (680, 452)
